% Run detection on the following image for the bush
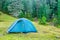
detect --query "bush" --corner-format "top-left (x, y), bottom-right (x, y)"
top-left (18, 11), bottom-right (24, 18)
top-left (39, 16), bottom-right (47, 25)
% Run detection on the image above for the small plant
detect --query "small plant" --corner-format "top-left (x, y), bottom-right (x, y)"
top-left (52, 17), bottom-right (60, 28)
top-left (52, 18), bottom-right (57, 25)
top-left (39, 16), bottom-right (47, 25)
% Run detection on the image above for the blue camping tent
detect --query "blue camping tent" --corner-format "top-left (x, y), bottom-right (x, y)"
top-left (7, 18), bottom-right (37, 33)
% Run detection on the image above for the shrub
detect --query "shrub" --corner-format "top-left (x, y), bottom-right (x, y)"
top-left (39, 16), bottom-right (47, 25)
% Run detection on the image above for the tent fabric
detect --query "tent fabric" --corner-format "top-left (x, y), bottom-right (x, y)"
top-left (7, 18), bottom-right (37, 33)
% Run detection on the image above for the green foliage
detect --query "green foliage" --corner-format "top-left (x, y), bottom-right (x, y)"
top-left (41, 16), bottom-right (47, 24)
top-left (0, 0), bottom-right (59, 27)
top-left (52, 17), bottom-right (57, 25)
top-left (25, 13), bottom-right (33, 21)
top-left (18, 11), bottom-right (24, 18)
top-left (39, 16), bottom-right (47, 25)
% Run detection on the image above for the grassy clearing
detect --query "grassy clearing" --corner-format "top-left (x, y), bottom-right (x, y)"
top-left (0, 12), bottom-right (16, 22)
top-left (0, 13), bottom-right (60, 40)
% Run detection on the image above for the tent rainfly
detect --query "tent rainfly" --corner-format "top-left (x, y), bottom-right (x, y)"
top-left (7, 18), bottom-right (37, 33)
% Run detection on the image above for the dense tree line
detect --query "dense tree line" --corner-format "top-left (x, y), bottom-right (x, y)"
top-left (0, 0), bottom-right (59, 26)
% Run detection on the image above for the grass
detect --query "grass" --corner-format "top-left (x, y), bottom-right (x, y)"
top-left (0, 12), bottom-right (16, 22)
top-left (0, 12), bottom-right (60, 40)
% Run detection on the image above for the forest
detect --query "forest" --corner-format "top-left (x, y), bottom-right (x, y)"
top-left (0, 0), bottom-right (59, 26)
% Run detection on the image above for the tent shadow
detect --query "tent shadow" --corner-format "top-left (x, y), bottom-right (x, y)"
top-left (7, 31), bottom-right (38, 34)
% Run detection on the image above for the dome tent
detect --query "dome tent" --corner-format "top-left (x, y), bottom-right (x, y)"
top-left (7, 18), bottom-right (37, 33)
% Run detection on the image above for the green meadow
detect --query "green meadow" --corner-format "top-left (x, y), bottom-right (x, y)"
top-left (0, 12), bottom-right (60, 40)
